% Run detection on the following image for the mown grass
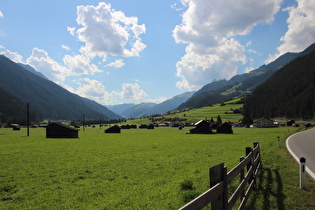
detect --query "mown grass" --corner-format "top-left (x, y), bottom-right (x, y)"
top-left (1, 125), bottom-right (314, 209)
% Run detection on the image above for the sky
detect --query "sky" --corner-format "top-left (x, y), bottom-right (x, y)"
top-left (1, 0), bottom-right (315, 106)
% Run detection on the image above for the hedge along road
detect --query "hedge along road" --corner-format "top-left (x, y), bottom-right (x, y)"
top-left (286, 127), bottom-right (315, 181)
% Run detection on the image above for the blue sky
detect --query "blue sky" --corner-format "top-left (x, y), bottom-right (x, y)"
top-left (1, 0), bottom-right (315, 105)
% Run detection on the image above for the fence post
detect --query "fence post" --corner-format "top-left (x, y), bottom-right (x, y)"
top-left (240, 156), bottom-right (245, 201)
top-left (253, 142), bottom-right (262, 168)
top-left (210, 163), bottom-right (228, 209)
top-left (246, 147), bottom-right (253, 181)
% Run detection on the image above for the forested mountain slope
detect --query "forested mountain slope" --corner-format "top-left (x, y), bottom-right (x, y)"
top-left (244, 48), bottom-right (315, 119)
top-left (0, 55), bottom-right (121, 121)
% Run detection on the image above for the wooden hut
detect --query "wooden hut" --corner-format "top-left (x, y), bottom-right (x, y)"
top-left (120, 124), bottom-right (131, 129)
top-left (286, 120), bottom-right (295, 126)
top-left (46, 123), bottom-right (79, 138)
top-left (189, 120), bottom-right (212, 134)
top-left (147, 124), bottom-right (154, 129)
top-left (105, 125), bottom-right (121, 133)
top-left (139, 124), bottom-right (147, 129)
top-left (217, 122), bottom-right (233, 134)
top-left (10, 124), bottom-right (21, 131)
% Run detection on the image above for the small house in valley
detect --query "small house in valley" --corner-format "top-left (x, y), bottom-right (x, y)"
top-left (217, 122), bottom-right (233, 134)
top-left (139, 124), bottom-right (147, 129)
top-left (253, 118), bottom-right (275, 128)
top-left (147, 124), bottom-right (155, 129)
top-left (46, 123), bottom-right (79, 138)
top-left (10, 124), bottom-right (21, 131)
top-left (190, 120), bottom-right (213, 134)
top-left (105, 125), bottom-right (121, 133)
top-left (286, 120), bottom-right (295, 126)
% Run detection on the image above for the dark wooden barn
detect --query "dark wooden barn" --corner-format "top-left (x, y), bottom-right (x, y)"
top-left (147, 124), bottom-right (154, 129)
top-left (217, 122), bottom-right (233, 134)
top-left (286, 119), bottom-right (295, 126)
top-left (120, 124), bottom-right (131, 129)
top-left (46, 123), bottom-right (79, 138)
top-left (105, 125), bottom-right (121, 133)
top-left (139, 124), bottom-right (147, 129)
top-left (10, 124), bottom-right (21, 131)
top-left (190, 120), bottom-right (213, 134)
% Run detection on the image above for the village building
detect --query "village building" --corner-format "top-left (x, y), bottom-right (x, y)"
top-left (120, 124), bottom-right (131, 129)
top-left (105, 125), bottom-right (121, 133)
top-left (46, 122), bottom-right (79, 138)
top-left (10, 124), bottom-right (21, 130)
top-left (147, 124), bottom-right (155, 129)
top-left (190, 120), bottom-right (213, 134)
top-left (139, 124), bottom-right (147, 129)
top-left (286, 119), bottom-right (295, 126)
top-left (253, 118), bottom-right (275, 128)
top-left (217, 122), bottom-right (233, 134)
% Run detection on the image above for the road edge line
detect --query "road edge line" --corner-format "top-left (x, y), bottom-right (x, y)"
top-left (286, 130), bottom-right (315, 181)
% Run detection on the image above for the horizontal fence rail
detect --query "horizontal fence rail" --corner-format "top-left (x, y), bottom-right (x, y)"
top-left (180, 142), bottom-right (262, 210)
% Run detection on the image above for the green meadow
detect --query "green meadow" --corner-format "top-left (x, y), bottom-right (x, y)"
top-left (169, 99), bottom-right (244, 123)
top-left (129, 98), bottom-right (244, 125)
top-left (1, 125), bottom-right (315, 209)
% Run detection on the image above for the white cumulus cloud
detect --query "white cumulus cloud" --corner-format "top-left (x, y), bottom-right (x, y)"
top-left (67, 27), bottom-right (76, 36)
top-left (0, 49), bottom-right (23, 63)
top-left (73, 79), bottom-right (148, 105)
top-left (106, 59), bottom-right (125, 68)
top-left (173, 0), bottom-right (282, 90)
top-left (61, 45), bottom-right (71, 51)
top-left (267, 0), bottom-right (315, 63)
top-left (73, 2), bottom-right (146, 59)
top-left (76, 78), bottom-right (109, 98)
top-left (26, 48), bottom-right (72, 84)
top-left (120, 83), bottom-right (147, 101)
top-left (63, 54), bottom-right (102, 75)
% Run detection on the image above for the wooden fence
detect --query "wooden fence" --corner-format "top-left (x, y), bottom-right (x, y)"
top-left (180, 142), bottom-right (262, 210)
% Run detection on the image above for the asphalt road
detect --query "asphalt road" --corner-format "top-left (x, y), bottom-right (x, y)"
top-left (286, 127), bottom-right (315, 180)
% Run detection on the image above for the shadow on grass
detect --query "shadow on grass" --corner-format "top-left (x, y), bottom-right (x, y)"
top-left (245, 168), bottom-right (285, 209)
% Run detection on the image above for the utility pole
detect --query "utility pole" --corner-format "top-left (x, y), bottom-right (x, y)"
top-left (82, 114), bottom-right (85, 131)
top-left (26, 102), bottom-right (30, 136)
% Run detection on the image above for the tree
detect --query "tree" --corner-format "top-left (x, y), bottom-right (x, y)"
top-left (242, 107), bottom-right (253, 127)
top-left (217, 115), bottom-right (222, 125)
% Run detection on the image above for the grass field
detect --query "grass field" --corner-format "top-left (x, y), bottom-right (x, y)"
top-left (1, 125), bottom-right (314, 209)
top-left (129, 98), bottom-right (244, 126)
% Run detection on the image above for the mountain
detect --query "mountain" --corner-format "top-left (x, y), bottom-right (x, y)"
top-left (0, 87), bottom-right (37, 124)
top-left (18, 63), bottom-right (48, 80)
top-left (108, 92), bottom-right (194, 118)
top-left (152, 92), bottom-right (194, 114)
top-left (107, 103), bottom-right (136, 117)
top-left (177, 43), bottom-right (315, 110)
top-left (0, 55), bottom-right (121, 121)
top-left (119, 103), bottom-right (157, 118)
top-left (244, 47), bottom-right (315, 120)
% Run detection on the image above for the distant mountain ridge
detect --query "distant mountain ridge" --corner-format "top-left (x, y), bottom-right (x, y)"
top-left (0, 55), bottom-right (121, 121)
top-left (177, 43), bottom-right (315, 110)
top-left (108, 92), bottom-right (194, 118)
top-left (18, 63), bottom-right (48, 80)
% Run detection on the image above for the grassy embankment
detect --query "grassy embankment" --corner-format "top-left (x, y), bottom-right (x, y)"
top-left (0, 100), bottom-right (314, 209)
